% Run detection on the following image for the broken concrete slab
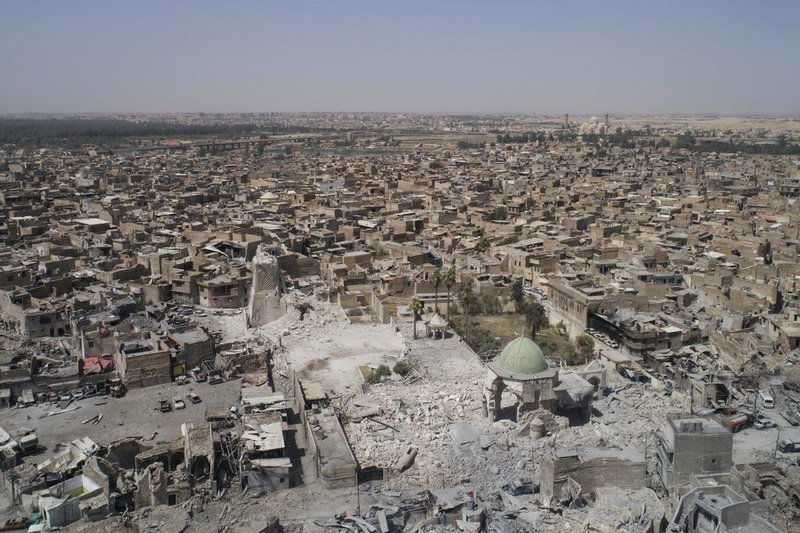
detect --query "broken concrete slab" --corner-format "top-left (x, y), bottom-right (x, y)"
top-left (450, 422), bottom-right (479, 445)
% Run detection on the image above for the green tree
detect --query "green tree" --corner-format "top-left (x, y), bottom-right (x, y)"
top-left (563, 344), bottom-right (581, 366)
top-left (475, 237), bottom-right (491, 254)
top-left (576, 334), bottom-right (595, 363)
top-left (460, 283), bottom-right (475, 339)
top-left (444, 267), bottom-right (457, 322)
top-left (492, 206), bottom-right (508, 221)
top-left (511, 280), bottom-right (524, 312)
top-left (409, 298), bottom-right (423, 339)
top-left (521, 298), bottom-right (547, 338)
top-left (431, 269), bottom-right (443, 314)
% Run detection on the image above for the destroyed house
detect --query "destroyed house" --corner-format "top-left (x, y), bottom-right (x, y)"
top-left (540, 445), bottom-right (647, 502)
top-left (655, 417), bottom-right (733, 492)
top-left (114, 334), bottom-right (172, 389)
top-left (240, 412), bottom-right (291, 492)
top-left (307, 407), bottom-right (357, 489)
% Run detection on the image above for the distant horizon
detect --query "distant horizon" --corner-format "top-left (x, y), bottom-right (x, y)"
top-left (2, 1), bottom-right (799, 115)
top-left (2, 111), bottom-right (800, 120)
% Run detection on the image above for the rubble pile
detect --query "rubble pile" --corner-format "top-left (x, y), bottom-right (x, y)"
top-left (256, 291), bottom-right (351, 347)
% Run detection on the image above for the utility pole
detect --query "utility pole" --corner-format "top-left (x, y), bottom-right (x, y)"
top-left (356, 477), bottom-right (361, 516)
top-left (773, 428), bottom-right (782, 459)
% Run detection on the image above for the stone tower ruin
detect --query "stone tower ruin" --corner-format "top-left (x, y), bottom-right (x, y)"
top-left (247, 245), bottom-right (286, 328)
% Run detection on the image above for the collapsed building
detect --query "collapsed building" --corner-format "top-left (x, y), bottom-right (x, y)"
top-left (539, 445), bottom-right (647, 503)
top-left (247, 245), bottom-right (286, 328)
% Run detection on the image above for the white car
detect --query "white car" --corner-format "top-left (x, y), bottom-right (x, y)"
top-left (172, 396), bottom-right (186, 410)
top-left (754, 418), bottom-right (776, 430)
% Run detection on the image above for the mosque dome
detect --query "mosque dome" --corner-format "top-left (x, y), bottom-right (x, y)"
top-left (494, 336), bottom-right (547, 376)
top-left (259, 191), bottom-right (278, 203)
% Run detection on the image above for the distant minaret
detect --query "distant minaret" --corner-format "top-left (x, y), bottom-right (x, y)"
top-left (604, 114), bottom-right (610, 128)
top-left (564, 114), bottom-right (570, 129)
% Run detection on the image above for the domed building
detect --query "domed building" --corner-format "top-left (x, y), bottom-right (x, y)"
top-left (578, 115), bottom-right (609, 136)
top-left (483, 336), bottom-right (599, 423)
top-left (493, 337), bottom-right (548, 375)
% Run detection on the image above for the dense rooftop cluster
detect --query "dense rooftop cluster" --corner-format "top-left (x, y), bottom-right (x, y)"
top-left (0, 113), bottom-right (799, 531)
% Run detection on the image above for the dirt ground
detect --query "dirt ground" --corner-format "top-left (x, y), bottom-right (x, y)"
top-left (472, 313), bottom-right (527, 346)
top-left (285, 323), bottom-right (405, 394)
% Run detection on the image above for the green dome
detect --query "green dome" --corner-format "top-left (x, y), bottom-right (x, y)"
top-left (495, 336), bottom-right (547, 375)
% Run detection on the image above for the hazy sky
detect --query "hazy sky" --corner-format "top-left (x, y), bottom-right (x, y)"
top-left (2, 1), bottom-right (799, 115)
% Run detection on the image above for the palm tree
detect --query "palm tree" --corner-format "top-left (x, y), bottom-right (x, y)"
top-left (444, 267), bottom-right (456, 322)
top-left (460, 283), bottom-right (475, 339)
top-left (409, 298), bottom-right (423, 339)
top-left (431, 269), bottom-right (443, 314)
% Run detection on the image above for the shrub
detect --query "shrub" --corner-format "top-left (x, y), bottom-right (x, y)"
top-left (366, 364), bottom-right (392, 384)
top-left (393, 360), bottom-right (414, 377)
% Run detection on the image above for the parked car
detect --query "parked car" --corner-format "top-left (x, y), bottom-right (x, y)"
top-left (753, 417), bottom-right (777, 430)
top-left (81, 384), bottom-right (100, 398)
top-left (18, 434), bottom-right (39, 455)
top-left (172, 396), bottom-right (185, 410)
top-left (208, 374), bottom-right (224, 385)
top-left (758, 389), bottom-right (775, 409)
top-left (191, 367), bottom-right (206, 382)
top-left (781, 409), bottom-right (800, 426)
top-left (175, 375), bottom-right (189, 385)
top-left (778, 440), bottom-right (800, 453)
top-left (159, 400), bottom-right (172, 413)
top-left (186, 392), bottom-right (201, 404)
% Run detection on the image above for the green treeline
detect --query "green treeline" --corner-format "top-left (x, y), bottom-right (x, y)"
top-left (673, 132), bottom-right (800, 155)
top-left (0, 119), bottom-right (327, 147)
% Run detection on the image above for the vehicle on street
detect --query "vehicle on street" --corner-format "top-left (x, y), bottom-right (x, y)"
top-left (0, 517), bottom-right (28, 531)
top-left (81, 384), bottom-right (100, 398)
top-left (778, 440), bottom-right (800, 453)
top-left (175, 375), bottom-right (189, 385)
top-left (209, 374), bottom-right (224, 385)
top-left (758, 389), bottom-right (775, 409)
top-left (172, 396), bottom-right (185, 410)
top-left (753, 417), bottom-right (777, 430)
top-left (191, 367), bottom-right (206, 382)
top-left (187, 392), bottom-right (201, 404)
top-left (18, 434), bottom-right (38, 455)
top-left (722, 413), bottom-right (751, 433)
top-left (781, 409), bottom-right (799, 426)
top-left (159, 400), bottom-right (172, 412)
